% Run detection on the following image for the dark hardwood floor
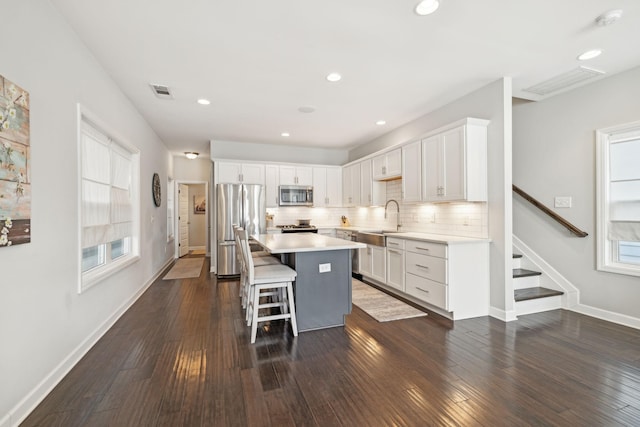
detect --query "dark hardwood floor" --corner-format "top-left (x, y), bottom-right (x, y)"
top-left (22, 256), bottom-right (640, 426)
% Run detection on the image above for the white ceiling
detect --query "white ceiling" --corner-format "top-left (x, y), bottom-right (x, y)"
top-left (50, 0), bottom-right (640, 156)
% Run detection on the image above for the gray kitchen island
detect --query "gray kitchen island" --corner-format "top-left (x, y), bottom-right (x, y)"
top-left (251, 233), bottom-right (365, 332)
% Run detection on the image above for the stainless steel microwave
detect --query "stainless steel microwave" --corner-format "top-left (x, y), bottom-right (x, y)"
top-left (279, 185), bottom-right (313, 206)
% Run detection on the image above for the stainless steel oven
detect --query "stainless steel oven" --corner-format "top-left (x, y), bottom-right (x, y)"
top-left (278, 185), bottom-right (313, 206)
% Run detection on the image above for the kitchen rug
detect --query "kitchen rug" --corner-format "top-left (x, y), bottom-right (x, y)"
top-left (162, 258), bottom-right (204, 280)
top-left (352, 279), bottom-right (427, 322)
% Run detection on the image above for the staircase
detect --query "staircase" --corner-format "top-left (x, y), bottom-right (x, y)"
top-left (513, 253), bottom-right (564, 316)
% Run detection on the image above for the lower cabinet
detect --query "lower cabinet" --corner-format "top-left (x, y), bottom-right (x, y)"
top-left (373, 236), bottom-right (489, 320)
top-left (385, 238), bottom-right (405, 291)
top-left (359, 245), bottom-right (386, 284)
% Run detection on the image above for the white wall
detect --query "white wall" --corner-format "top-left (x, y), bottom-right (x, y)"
top-left (348, 78), bottom-right (514, 319)
top-left (0, 2), bottom-right (173, 425)
top-left (513, 65), bottom-right (640, 321)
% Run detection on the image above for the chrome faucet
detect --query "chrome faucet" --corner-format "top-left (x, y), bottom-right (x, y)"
top-left (384, 199), bottom-right (401, 231)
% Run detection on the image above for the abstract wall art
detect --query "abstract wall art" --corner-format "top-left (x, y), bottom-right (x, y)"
top-left (0, 74), bottom-right (30, 247)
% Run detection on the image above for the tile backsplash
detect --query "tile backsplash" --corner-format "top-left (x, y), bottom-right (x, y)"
top-left (267, 179), bottom-right (488, 238)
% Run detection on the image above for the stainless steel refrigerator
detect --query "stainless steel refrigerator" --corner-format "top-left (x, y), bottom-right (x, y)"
top-left (216, 183), bottom-right (266, 276)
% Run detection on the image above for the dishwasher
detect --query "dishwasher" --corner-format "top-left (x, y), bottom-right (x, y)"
top-left (336, 229), bottom-right (360, 277)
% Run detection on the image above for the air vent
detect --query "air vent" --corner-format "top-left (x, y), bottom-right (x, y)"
top-left (523, 66), bottom-right (605, 96)
top-left (149, 83), bottom-right (173, 99)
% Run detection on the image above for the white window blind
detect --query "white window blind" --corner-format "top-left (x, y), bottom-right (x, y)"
top-left (608, 133), bottom-right (640, 242)
top-left (81, 121), bottom-right (133, 248)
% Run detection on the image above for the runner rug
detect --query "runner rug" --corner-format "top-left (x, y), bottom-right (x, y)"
top-left (352, 278), bottom-right (427, 322)
top-left (162, 258), bottom-right (204, 280)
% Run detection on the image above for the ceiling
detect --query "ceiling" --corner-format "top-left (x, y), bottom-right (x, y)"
top-left (50, 0), bottom-right (640, 156)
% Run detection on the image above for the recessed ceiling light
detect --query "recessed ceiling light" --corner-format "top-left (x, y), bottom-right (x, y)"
top-left (298, 106), bottom-right (316, 113)
top-left (596, 9), bottom-right (623, 26)
top-left (184, 152), bottom-right (199, 160)
top-left (376, 120), bottom-right (386, 126)
top-left (415, 0), bottom-right (440, 16)
top-left (197, 98), bottom-right (210, 105)
top-left (326, 73), bottom-right (342, 82)
top-left (578, 49), bottom-right (602, 61)
top-left (281, 132), bottom-right (290, 137)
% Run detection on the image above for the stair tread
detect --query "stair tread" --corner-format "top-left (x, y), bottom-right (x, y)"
top-left (512, 254), bottom-right (523, 259)
top-left (515, 287), bottom-right (564, 302)
top-left (513, 268), bottom-right (542, 278)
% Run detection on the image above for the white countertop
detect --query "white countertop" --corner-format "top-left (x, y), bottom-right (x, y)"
top-left (252, 233), bottom-right (366, 254)
top-left (383, 232), bottom-right (490, 244)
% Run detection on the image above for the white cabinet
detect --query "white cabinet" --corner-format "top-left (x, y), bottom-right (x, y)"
top-left (359, 245), bottom-right (386, 284)
top-left (401, 140), bottom-right (422, 203)
top-left (360, 159), bottom-right (386, 206)
top-left (216, 162), bottom-right (265, 185)
top-left (386, 238), bottom-right (405, 291)
top-left (422, 119), bottom-right (488, 202)
top-left (342, 163), bottom-right (361, 207)
top-left (402, 238), bottom-right (489, 320)
top-left (265, 164), bottom-right (280, 207)
top-left (372, 148), bottom-right (402, 181)
top-left (279, 165), bottom-right (313, 186)
top-left (313, 167), bottom-right (342, 207)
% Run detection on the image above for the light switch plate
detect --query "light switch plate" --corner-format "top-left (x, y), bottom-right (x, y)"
top-left (554, 196), bottom-right (572, 208)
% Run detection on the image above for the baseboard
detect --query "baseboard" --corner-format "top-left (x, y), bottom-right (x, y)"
top-left (571, 304), bottom-right (640, 330)
top-left (6, 258), bottom-right (173, 427)
top-left (489, 306), bottom-right (518, 322)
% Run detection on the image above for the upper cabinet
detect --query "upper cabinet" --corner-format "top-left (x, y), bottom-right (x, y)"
top-left (313, 166), bottom-right (342, 207)
top-left (342, 163), bottom-right (361, 207)
top-left (372, 148), bottom-right (402, 181)
top-left (401, 140), bottom-right (422, 203)
top-left (265, 164), bottom-right (280, 207)
top-left (279, 165), bottom-right (313, 186)
top-left (217, 162), bottom-right (265, 185)
top-left (422, 119), bottom-right (489, 202)
top-left (361, 159), bottom-right (386, 206)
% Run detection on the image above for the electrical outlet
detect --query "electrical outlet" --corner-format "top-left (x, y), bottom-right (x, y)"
top-left (554, 196), bottom-right (572, 208)
top-left (319, 263), bottom-right (331, 273)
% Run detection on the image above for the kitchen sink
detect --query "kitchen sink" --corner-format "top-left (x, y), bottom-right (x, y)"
top-left (356, 231), bottom-right (387, 247)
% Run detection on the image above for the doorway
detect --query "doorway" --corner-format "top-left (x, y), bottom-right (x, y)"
top-left (175, 181), bottom-right (209, 258)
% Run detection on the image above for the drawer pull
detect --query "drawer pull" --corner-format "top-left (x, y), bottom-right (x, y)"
top-left (415, 247), bottom-right (430, 251)
top-left (388, 249), bottom-right (402, 254)
top-left (415, 264), bottom-right (430, 270)
top-left (415, 287), bottom-right (430, 294)
top-left (388, 242), bottom-right (399, 246)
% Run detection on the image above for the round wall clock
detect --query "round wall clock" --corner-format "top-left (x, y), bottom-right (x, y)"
top-left (152, 173), bottom-right (161, 207)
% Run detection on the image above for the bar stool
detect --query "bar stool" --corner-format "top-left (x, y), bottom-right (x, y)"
top-left (233, 227), bottom-right (280, 308)
top-left (238, 229), bottom-right (298, 343)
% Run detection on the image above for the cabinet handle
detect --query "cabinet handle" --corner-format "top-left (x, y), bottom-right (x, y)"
top-left (388, 249), bottom-right (402, 254)
top-left (415, 287), bottom-right (430, 294)
top-left (388, 242), bottom-right (399, 246)
top-left (415, 247), bottom-right (430, 252)
top-left (415, 264), bottom-right (430, 270)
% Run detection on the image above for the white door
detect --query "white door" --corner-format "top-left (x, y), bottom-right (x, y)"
top-left (178, 183), bottom-right (190, 257)
top-left (265, 165), bottom-right (280, 207)
top-left (402, 140), bottom-right (422, 202)
top-left (325, 167), bottom-right (342, 207)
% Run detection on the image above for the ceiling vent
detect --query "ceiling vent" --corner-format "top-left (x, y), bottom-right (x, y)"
top-left (522, 66), bottom-right (605, 96)
top-left (149, 83), bottom-right (173, 99)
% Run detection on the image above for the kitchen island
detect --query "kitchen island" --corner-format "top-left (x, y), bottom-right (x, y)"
top-left (251, 233), bottom-right (365, 331)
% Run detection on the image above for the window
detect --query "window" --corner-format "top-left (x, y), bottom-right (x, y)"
top-left (596, 120), bottom-right (640, 276)
top-left (79, 108), bottom-right (140, 292)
